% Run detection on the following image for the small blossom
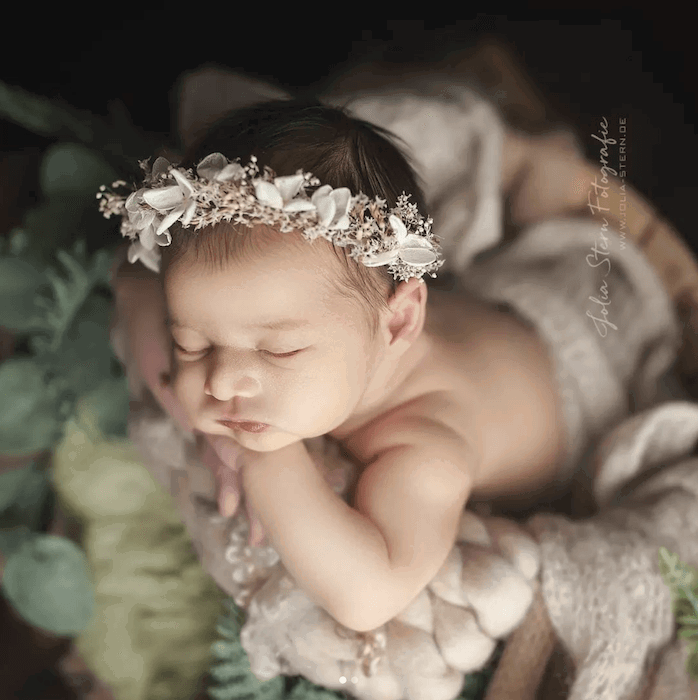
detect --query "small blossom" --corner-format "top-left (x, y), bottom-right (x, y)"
top-left (362, 215), bottom-right (437, 268)
top-left (197, 153), bottom-right (245, 182)
top-left (311, 185), bottom-right (351, 229)
top-left (253, 174), bottom-right (315, 213)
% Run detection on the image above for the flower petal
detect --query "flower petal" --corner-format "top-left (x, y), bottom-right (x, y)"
top-left (389, 215), bottom-right (408, 242)
top-left (156, 202), bottom-right (186, 235)
top-left (314, 194), bottom-right (336, 226)
top-left (402, 233), bottom-right (431, 248)
top-left (311, 185), bottom-right (333, 205)
top-left (139, 223), bottom-right (156, 250)
top-left (170, 168), bottom-right (195, 198)
top-left (142, 185), bottom-right (184, 211)
top-left (332, 188), bottom-right (352, 216)
top-left (125, 189), bottom-right (147, 213)
top-left (330, 214), bottom-right (350, 230)
top-left (127, 241), bottom-right (143, 265)
top-left (180, 199), bottom-right (197, 227)
top-left (138, 244), bottom-right (162, 273)
top-left (274, 174), bottom-right (305, 203)
top-left (197, 153), bottom-right (228, 180)
top-left (362, 249), bottom-right (399, 267)
top-left (398, 247), bottom-right (437, 266)
top-left (254, 180), bottom-right (284, 209)
top-left (151, 157), bottom-right (171, 180)
top-left (283, 200), bottom-right (316, 213)
top-left (215, 163), bottom-right (245, 181)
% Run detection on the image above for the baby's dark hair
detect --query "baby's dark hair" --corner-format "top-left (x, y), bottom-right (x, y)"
top-left (160, 98), bottom-right (430, 338)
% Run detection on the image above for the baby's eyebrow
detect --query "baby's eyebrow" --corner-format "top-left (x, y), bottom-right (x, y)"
top-left (165, 314), bottom-right (311, 331)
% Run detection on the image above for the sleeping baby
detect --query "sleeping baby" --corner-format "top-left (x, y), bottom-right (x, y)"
top-left (105, 97), bottom-right (567, 633)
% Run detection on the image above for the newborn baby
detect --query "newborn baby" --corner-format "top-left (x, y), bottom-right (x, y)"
top-left (108, 98), bottom-right (566, 634)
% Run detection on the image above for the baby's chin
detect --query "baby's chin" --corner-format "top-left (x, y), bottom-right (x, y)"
top-left (220, 428), bottom-right (302, 452)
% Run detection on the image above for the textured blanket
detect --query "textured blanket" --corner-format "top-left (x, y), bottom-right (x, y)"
top-left (111, 73), bottom-right (698, 699)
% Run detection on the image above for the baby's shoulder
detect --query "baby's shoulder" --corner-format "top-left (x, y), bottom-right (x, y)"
top-left (347, 392), bottom-right (472, 467)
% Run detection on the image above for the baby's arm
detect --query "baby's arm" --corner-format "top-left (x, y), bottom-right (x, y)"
top-left (241, 425), bottom-right (476, 632)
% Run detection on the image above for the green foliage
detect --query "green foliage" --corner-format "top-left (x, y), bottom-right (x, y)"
top-left (0, 238), bottom-right (117, 455)
top-left (207, 598), bottom-right (285, 700)
top-left (1, 533), bottom-right (95, 635)
top-left (658, 547), bottom-right (698, 679)
top-left (0, 77), bottom-right (164, 647)
top-left (0, 457), bottom-right (51, 533)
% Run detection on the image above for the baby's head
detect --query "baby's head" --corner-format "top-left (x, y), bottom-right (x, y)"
top-left (160, 99), bottom-right (432, 450)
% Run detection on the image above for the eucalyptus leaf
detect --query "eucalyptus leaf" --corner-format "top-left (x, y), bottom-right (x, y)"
top-left (0, 357), bottom-right (62, 454)
top-left (0, 461), bottom-right (49, 530)
top-left (1, 533), bottom-right (94, 635)
top-left (40, 143), bottom-right (118, 200)
top-left (0, 80), bottom-right (92, 141)
top-left (0, 256), bottom-right (48, 332)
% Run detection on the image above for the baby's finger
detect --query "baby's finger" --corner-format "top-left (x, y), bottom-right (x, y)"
top-left (206, 434), bottom-right (245, 471)
top-left (246, 502), bottom-right (267, 547)
top-left (199, 436), bottom-right (242, 518)
top-left (219, 483), bottom-right (240, 519)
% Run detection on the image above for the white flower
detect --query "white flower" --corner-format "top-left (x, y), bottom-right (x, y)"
top-left (127, 239), bottom-right (161, 273)
top-left (362, 215), bottom-right (437, 268)
top-left (253, 174), bottom-right (316, 213)
top-left (311, 185), bottom-right (351, 229)
top-left (140, 168), bottom-right (197, 236)
top-left (196, 153), bottom-right (245, 182)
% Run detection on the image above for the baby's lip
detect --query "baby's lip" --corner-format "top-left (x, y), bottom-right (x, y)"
top-left (218, 415), bottom-right (268, 425)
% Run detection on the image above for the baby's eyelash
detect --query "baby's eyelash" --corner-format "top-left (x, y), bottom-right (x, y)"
top-left (173, 341), bottom-right (303, 359)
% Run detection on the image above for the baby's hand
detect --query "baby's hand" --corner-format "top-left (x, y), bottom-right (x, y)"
top-left (199, 434), bottom-right (268, 547)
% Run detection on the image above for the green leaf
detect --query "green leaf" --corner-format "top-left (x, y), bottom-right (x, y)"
top-left (0, 461), bottom-right (50, 532)
top-left (286, 678), bottom-right (345, 700)
top-left (0, 357), bottom-right (62, 454)
top-left (207, 675), bottom-right (284, 700)
top-left (211, 640), bottom-right (243, 661)
top-left (678, 627), bottom-right (698, 639)
top-left (0, 533), bottom-right (95, 635)
top-left (40, 143), bottom-right (118, 200)
top-left (0, 80), bottom-right (92, 141)
top-left (51, 295), bottom-right (114, 396)
top-left (209, 660), bottom-right (249, 684)
top-left (0, 256), bottom-right (49, 332)
top-left (0, 465), bottom-right (37, 513)
top-left (658, 547), bottom-right (697, 592)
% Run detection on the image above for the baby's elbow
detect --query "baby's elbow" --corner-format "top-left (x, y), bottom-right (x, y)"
top-left (334, 606), bottom-right (386, 634)
top-left (331, 583), bottom-right (397, 633)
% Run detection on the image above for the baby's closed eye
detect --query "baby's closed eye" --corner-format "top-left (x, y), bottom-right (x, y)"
top-left (172, 339), bottom-right (306, 359)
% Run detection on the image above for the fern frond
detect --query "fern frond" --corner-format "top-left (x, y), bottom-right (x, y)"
top-left (658, 547), bottom-right (698, 681)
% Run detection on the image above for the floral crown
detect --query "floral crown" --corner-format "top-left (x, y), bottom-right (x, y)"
top-left (97, 152), bottom-right (444, 281)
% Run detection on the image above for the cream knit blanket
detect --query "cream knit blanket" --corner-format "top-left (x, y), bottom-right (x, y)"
top-left (110, 71), bottom-right (698, 699)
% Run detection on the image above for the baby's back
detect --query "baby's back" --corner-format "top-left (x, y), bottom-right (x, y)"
top-left (344, 287), bottom-right (569, 513)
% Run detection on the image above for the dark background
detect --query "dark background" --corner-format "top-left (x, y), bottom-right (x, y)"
top-left (2, 14), bottom-right (696, 248)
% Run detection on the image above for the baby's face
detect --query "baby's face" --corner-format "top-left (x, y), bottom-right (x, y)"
top-left (163, 232), bottom-right (383, 452)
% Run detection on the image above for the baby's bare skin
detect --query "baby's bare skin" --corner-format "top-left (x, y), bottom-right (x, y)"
top-left (331, 286), bottom-right (567, 514)
top-left (115, 235), bottom-right (567, 540)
